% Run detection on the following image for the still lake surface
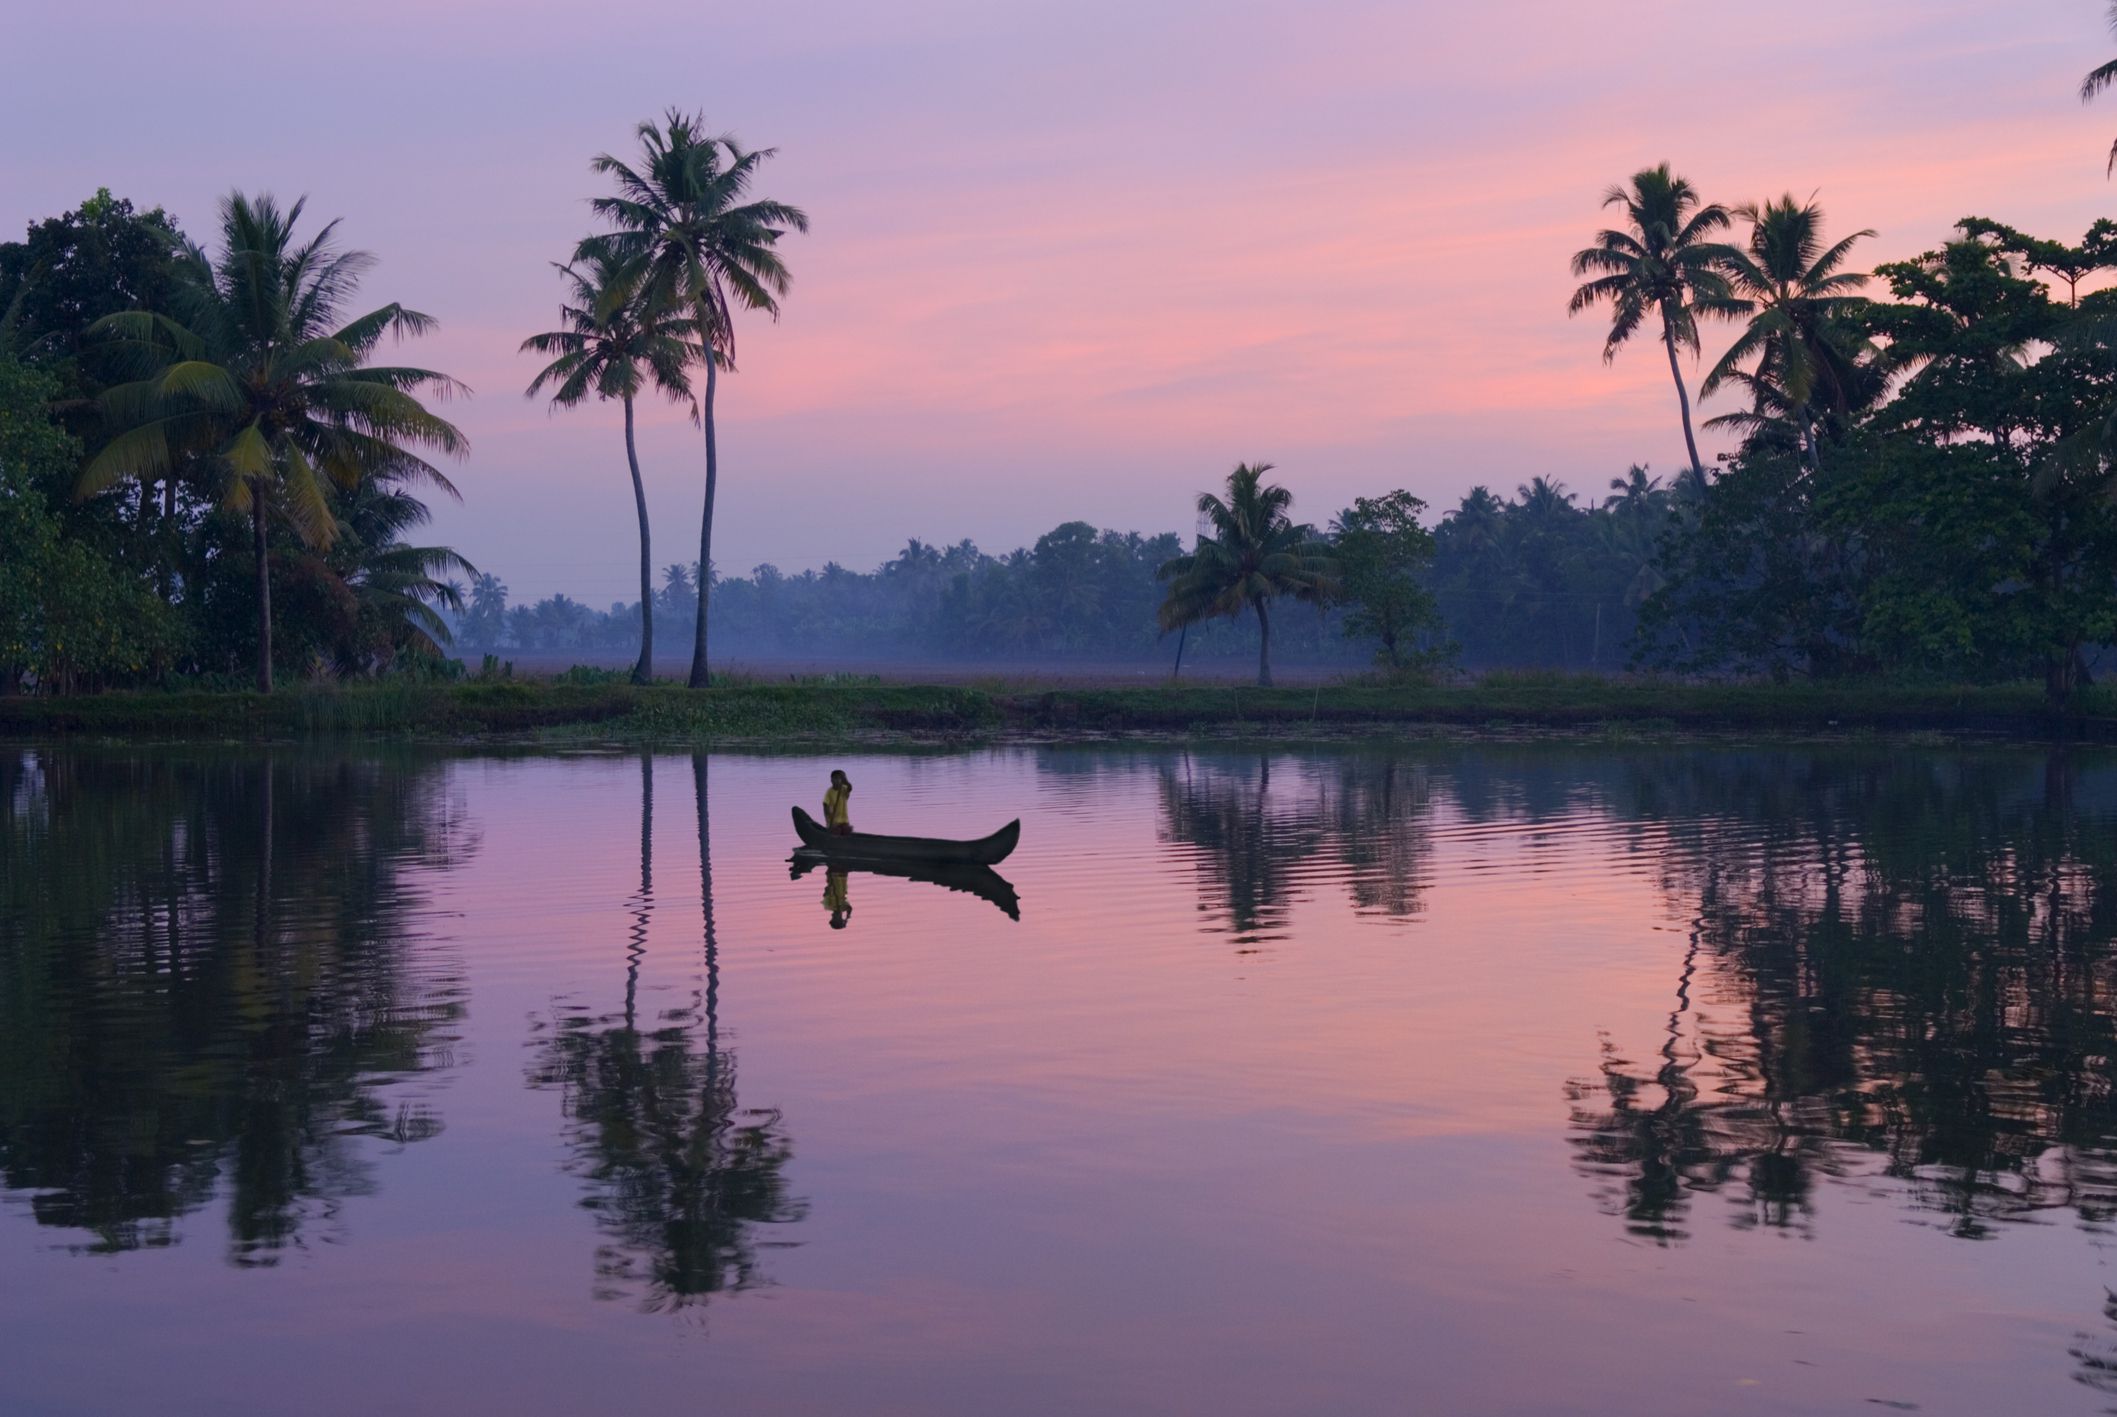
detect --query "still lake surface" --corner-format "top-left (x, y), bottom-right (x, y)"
top-left (6, 741), bottom-right (2117, 1415)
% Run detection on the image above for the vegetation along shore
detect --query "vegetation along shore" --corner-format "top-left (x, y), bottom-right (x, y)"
top-left (18, 44), bottom-right (2117, 717)
top-left (6, 674), bottom-right (2117, 744)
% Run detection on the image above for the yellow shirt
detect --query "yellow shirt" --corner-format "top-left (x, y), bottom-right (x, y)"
top-left (823, 782), bottom-right (851, 829)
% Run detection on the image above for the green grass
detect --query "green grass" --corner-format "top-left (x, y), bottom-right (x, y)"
top-left (0, 674), bottom-right (2109, 744)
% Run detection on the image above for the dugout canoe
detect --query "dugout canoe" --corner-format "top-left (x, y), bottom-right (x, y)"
top-left (791, 806), bottom-right (1021, 866)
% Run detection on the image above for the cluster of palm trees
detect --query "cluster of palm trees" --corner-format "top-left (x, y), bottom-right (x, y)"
top-left (1569, 166), bottom-right (1872, 481)
top-left (523, 110), bottom-right (806, 686)
top-left (83, 193), bottom-right (472, 692)
top-left (1584, 10), bottom-right (2117, 473)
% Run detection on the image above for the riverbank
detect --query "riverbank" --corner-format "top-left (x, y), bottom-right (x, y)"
top-left (3, 675), bottom-right (2113, 744)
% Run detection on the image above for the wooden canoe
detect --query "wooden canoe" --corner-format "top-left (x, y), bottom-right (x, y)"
top-left (791, 806), bottom-right (1021, 866)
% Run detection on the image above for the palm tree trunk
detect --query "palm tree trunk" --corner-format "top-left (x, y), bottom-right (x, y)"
top-left (159, 477), bottom-right (177, 603)
top-left (1661, 318), bottom-right (1705, 479)
top-left (1255, 597), bottom-right (1274, 688)
top-left (688, 345), bottom-right (719, 689)
top-left (252, 488), bottom-right (273, 694)
top-left (624, 396), bottom-right (653, 685)
top-left (627, 748), bottom-right (653, 1030)
top-left (692, 751), bottom-right (720, 1095)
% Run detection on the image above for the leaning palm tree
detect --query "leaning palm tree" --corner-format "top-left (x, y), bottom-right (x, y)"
top-left (2083, 4), bottom-right (2117, 175)
top-left (522, 253), bottom-right (696, 683)
top-left (579, 111), bottom-right (809, 687)
top-left (83, 192), bottom-right (467, 692)
top-left (1157, 463), bottom-right (1337, 687)
top-left (1568, 164), bottom-right (1736, 479)
top-left (1700, 195), bottom-right (1874, 474)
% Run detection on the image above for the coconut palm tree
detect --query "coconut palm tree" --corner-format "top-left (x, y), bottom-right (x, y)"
top-left (1701, 366), bottom-right (1807, 458)
top-left (1156, 463), bottom-right (1337, 687)
top-left (2083, 4), bottom-right (2117, 175)
top-left (1568, 165), bottom-right (1736, 479)
top-left (1608, 464), bottom-right (1664, 510)
top-left (579, 111), bottom-right (809, 687)
top-left (82, 192), bottom-right (467, 692)
top-left (522, 253), bottom-right (696, 683)
top-left (329, 477), bottom-right (477, 671)
top-left (1701, 196), bottom-right (1875, 474)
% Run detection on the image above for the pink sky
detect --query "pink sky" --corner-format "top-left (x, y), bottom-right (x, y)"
top-left (7, 0), bottom-right (2117, 601)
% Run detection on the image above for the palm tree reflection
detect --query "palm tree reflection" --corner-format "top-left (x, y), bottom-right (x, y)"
top-left (1568, 751), bottom-right (2117, 1245)
top-left (530, 751), bottom-right (805, 1312)
top-left (1155, 751), bottom-right (1429, 942)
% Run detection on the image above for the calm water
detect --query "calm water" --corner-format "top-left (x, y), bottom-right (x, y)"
top-left (6, 742), bottom-right (2117, 1415)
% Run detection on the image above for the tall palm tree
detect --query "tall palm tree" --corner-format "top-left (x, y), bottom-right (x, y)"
top-left (83, 192), bottom-right (467, 692)
top-left (2082, 4), bottom-right (2117, 175)
top-left (1156, 463), bottom-right (1337, 687)
top-left (1568, 164), bottom-right (1736, 479)
top-left (580, 111), bottom-right (809, 687)
top-left (522, 253), bottom-right (696, 683)
top-left (1701, 196), bottom-right (1874, 474)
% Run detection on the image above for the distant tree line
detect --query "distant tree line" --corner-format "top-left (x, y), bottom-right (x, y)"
top-left (453, 469), bottom-right (1693, 678)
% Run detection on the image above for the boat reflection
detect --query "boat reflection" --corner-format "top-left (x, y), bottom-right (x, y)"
top-left (788, 852), bottom-right (1022, 922)
top-left (528, 753), bottom-right (806, 1312)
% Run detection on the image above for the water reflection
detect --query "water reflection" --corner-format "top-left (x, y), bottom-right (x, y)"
top-left (1155, 751), bottom-right (1429, 940)
top-left (0, 748), bottom-right (468, 1261)
top-left (787, 855), bottom-right (1022, 922)
top-left (529, 753), bottom-right (805, 1312)
top-left (1567, 750), bottom-right (2117, 1245)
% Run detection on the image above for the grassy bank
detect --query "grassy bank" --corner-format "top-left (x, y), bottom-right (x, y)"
top-left (4, 673), bottom-right (2115, 744)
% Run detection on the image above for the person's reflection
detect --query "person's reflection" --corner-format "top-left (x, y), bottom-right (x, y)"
top-left (787, 853), bottom-right (1021, 921)
top-left (822, 867), bottom-right (851, 929)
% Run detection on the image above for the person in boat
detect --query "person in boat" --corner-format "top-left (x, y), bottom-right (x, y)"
top-left (823, 770), bottom-right (854, 835)
top-left (823, 868), bottom-right (851, 929)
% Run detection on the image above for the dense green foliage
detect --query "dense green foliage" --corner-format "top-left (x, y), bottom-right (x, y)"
top-left (1331, 490), bottom-right (1444, 669)
top-left (0, 360), bottom-right (181, 690)
top-left (0, 192), bottom-right (473, 693)
top-left (1635, 208), bottom-right (2117, 704)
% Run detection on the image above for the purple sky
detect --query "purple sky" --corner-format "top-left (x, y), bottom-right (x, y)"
top-left (7, 1), bottom-right (2117, 601)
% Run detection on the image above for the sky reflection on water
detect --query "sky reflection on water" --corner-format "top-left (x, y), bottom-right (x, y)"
top-left (6, 743), bottom-right (2117, 1415)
